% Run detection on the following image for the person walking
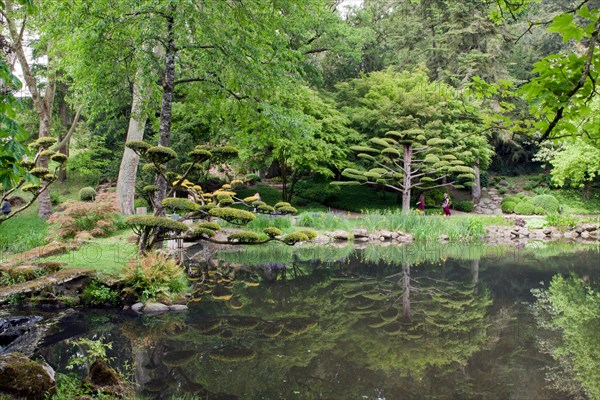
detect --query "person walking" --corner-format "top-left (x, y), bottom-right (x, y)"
top-left (418, 193), bottom-right (426, 215)
top-left (2, 199), bottom-right (11, 216)
top-left (442, 193), bottom-right (451, 216)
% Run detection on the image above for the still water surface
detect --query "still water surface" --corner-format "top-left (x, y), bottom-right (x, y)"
top-left (22, 242), bottom-right (600, 399)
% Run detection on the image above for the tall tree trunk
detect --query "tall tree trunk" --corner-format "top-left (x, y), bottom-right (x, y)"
top-left (116, 76), bottom-right (148, 214)
top-left (472, 158), bottom-right (481, 201)
top-left (401, 144), bottom-right (413, 214)
top-left (153, 13), bottom-right (176, 217)
top-left (6, 1), bottom-right (56, 218)
top-left (401, 262), bottom-right (411, 321)
top-left (37, 110), bottom-right (54, 217)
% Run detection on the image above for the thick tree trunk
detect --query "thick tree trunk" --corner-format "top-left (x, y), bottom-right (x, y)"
top-left (472, 159), bottom-right (481, 201)
top-left (401, 144), bottom-right (413, 214)
top-left (153, 14), bottom-right (176, 218)
top-left (116, 77), bottom-right (148, 214)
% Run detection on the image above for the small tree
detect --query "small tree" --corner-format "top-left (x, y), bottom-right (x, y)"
top-left (124, 140), bottom-right (301, 253)
top-left (0, 137), bottom-right (67, 225)
top-left (334, 128), bottom-right (476, 214)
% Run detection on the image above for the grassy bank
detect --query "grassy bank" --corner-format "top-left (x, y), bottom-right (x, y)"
top-left (42, 231), bottom-right (137, 275)
top-left (222, 210), bottom-right (510, 242)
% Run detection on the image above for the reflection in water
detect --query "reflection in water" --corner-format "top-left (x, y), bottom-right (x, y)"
top-left (23, 243), bottom-right (600, 399)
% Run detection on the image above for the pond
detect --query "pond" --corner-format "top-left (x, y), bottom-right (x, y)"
top-left (4, 241), bottom-right (600, 399)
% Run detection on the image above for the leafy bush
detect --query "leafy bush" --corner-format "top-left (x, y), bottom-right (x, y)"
top-left (122, 252), bottom-right (188, 303)
top-left (534, 207), bottom-right (545, 215)
top-left (498, 187), bottom-right (508, 195)
top-left (50, 191), bottom-right (61, 206)
top-left (523, 180), bottom-right (537, 191)
top-left (79, 187), bottom-right (97, 201)
top-left (480, 170), bottom-right (489, 188)
top-left (423, 188), bottom-right (447, 208)
top-left (48, 193), bottom-right (119, 238)
top-left (545, 213), bottom-right (577, 231)
top-left (454, 201), bottom-right (474, 212)
top-left (502, 196), bottom-right (521, 205)
top-left (530, 194), bottom-right (560, 214)
top-left (295, 180), bottom-right (340, 204)
top-left (501, 201), bottom-right (517, 214)
top-left (227, 231), bottom-right (261, 243)
top-left (134, 198), bottom-right (149, 209)
top-left (514, 201), bottom-right (535, 215)
top-left (244, 173), bottom-right (261, 184)
top-left (82, 278), bottom-right (119, 306)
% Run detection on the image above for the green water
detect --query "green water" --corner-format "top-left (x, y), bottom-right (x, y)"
top-left (31, 242), bottom-right (600, 399)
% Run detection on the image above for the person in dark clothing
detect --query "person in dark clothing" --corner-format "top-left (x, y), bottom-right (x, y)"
top-left (418, 193), bottom-right (426, 214)
top-left (1, 199), bottom-right (11, 215)
top-left (442, 193), bottom-right (451, 216)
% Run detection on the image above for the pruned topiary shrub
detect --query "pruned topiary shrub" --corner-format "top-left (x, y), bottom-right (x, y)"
top-left (257, 204), bottom-right (275, 214)
top-left (227, 231), bottom-right (261, 243)
top-left (79, 187), bottom-right (96, 202)
top-left (274, 202), bottom-right (291, 209)
top-left (196, 221), bottom-right (221, 231)
top-left (125, 215), bottom-right (189, 253)
top-left (282, 231), bottom-right (309, 245)
top-left (529, 194), bottom-right (559, 214)
top-left (514, 201), bottom-right (535, 215)
top-left (276, 205), bottom-right (298, 215)
top-left (263, 227), bottom-right (282, 238)
top-left (191, 227), bottom-right (216, 239)
top-left (454, 201), bottom-right (474, 212)
top-left (209, 207), bottom-right (256, 225)
top-left (162, 197), bottom-right (200, 214)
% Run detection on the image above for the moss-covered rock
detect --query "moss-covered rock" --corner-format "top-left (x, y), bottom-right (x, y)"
top-left (82, 359), bottom-right (134, 399)
top-left (297, 229), bottom-right (317, 239)
top-left (209, 207), bottom-right (256, 225)
top-left (227, 231), bottom-right (261, 243)
top-left (0, 352), bottom-right (56, 400)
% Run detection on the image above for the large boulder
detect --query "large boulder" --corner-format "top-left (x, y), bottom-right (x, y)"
top-left (0, 352), bottom-right (56, 399)
top-left (82, 359), bottom-right (133, 398)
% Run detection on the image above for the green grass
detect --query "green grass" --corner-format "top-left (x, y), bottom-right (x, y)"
top-left (0, 206), bottom-right (49, 256)
top-left (552, 189), bottom-right (600, 215)
top-left (42, 230), bottom-right (137, 275)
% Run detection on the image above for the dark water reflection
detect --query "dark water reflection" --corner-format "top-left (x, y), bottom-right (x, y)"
top-left (13, 242), bottom-right (600, 399)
